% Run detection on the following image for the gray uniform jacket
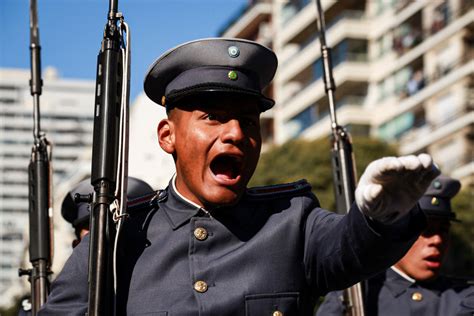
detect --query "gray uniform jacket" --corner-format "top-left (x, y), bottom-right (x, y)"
top-left (316, 268), bottom-right (474, 316)
top-left (39, 180), bottom-right (426, 316)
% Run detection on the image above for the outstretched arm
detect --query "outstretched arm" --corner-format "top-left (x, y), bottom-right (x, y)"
top-left (305, 154), bottom-right (439, 294)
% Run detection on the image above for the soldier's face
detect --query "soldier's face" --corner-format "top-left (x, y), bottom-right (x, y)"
top-left (158, 95), bottom-right (262, 208)
top-left (394, 218), bottom-right (450, 281)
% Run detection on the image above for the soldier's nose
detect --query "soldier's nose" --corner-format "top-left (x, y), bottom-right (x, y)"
top-left (221, 119), bottom-right (245, 144)
top-left (428, 233), bottom-right (443, 246)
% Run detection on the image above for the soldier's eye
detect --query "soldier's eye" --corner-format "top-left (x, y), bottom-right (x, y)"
top-left (241, 116), bottom-right (258, 127)
top-left (205, 113), bottom-right (218, 121)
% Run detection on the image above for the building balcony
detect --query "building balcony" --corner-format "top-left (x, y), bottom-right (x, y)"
top-left (0, 184), bottom-right (27, 196)
top-left (451, 159), bottom-right (474, 182)
top-left (0, 170), bottom-right (28, 183)
top-left (278, 61), bottom-right (370, 121)
top-left (399, 104), bottom-right (474, 155)
top-left (371, 8), bottom-right (474, 83)
top-left (300, 103), bottom-right (371, 141)
top-left (0, 198), bottom-right (28, 211)
top-left (277, 94), bottom-right (368, 143)
top-left (374, 59), bottom-right (474, 126)
top-left (279, 11), bottom-right (369, 76)
top-left (220, 1), bottom-right (272, 41)
top-left (279, 0), bottom-right (313, 32)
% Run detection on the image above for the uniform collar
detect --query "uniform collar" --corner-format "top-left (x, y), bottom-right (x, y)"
top-left (384, 268), bottom-right (414, 297)
top-left (159, 176), bottom-right (203, 230)
top-left (386, 267), bottom-right (444, 297)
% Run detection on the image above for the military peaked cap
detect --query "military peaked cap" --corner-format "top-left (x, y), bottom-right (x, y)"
top-left (419, 175), bottom-right (461, 221)
top-left (61, 177), bottom-right (154, 229)
top-left (144, 38), bottom-right (278, 112)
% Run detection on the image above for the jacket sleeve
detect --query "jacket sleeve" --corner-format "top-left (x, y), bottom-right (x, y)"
top-left (315, 290), bottom-right (344, 316)
top-left (38, 234), bottom-right (89, 316)
top-left (303, 194), bottom-right (426, 295)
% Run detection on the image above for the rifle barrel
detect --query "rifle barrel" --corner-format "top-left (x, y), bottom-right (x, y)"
top-left (313, 1), bottom-right (365, 315)
top-left (88, 0), bottom-right (125, 313)
top-left (25, 1), bottom-right (53, 314)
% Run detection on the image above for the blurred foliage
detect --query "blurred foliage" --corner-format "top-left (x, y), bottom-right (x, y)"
top-left (0, 296), bottom-right (22, 316)
top-left (250, 136), bottom-right (398, 210)
top-left (443, 187), bottom-right (474, 277)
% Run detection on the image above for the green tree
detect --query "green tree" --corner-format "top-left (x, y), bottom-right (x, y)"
top-left (250, 136), bottom-right (398, 210)
top-left (443, 187), bottom-right (474, 276)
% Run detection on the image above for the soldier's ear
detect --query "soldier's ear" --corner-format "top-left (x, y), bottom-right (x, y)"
top-left (157, 119), bottom-right (175, 154)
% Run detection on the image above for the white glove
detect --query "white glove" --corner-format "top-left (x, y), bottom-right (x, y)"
top-left (355, 154), bottom-right (440, 224)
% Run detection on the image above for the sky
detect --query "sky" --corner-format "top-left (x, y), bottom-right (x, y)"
top-left (0, 0), bottom-right (247, 101)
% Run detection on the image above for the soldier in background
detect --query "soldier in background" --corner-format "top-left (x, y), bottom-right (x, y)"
top-left (18, 177), bottom-right (153, 315)
top-left (316, 175), bottom-right (474, 316)
top-left (61, 177), bottom-right (154, 247)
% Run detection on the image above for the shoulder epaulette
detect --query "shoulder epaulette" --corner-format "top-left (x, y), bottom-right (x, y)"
top-left (127, 190), bottom-right (166, 213)
top-left (246, 179), bottom-right (311, 200)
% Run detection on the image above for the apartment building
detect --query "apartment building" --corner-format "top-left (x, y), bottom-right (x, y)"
top-left (0, 68), bottom-right (95, 306)
top-left (221, 0), bottom-right (473, 184)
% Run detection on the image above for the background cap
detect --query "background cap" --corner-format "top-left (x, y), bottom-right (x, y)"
top-left (61, 177), bottom-right (154, 229)
top-left (419, 175), bottom-right (461, 221)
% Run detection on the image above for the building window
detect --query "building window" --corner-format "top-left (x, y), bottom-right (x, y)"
top-left (284, 105), bottom-right (318, 138)
top-left (434, 137), bottom-right (464, 173)
top-left (312, 59), bottom-right (323, 83)
top-left (433, 92), bottom-right (459, 125)
top-left (377, 112), bottom-right (414, 141)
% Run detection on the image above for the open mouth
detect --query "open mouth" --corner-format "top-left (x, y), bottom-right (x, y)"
top-left (425, 255), bottom-right (441, 263)
top-left (210, 154), bottom-right (243, 182)
top-left (424, 254), bottom-right (442, 268)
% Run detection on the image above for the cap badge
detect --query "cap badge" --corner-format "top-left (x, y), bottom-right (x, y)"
top-left (228, 46), bottom-right (240, 58)
top-left (431, 197), bottom-right (440, 206)
top-left (228, 70), bottom-right (238, 81)
top-left (433, 180), bottom-right (442, 189)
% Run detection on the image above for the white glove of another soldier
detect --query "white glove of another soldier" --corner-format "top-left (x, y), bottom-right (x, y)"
top-left (355, 154), bottom-right (440, 224)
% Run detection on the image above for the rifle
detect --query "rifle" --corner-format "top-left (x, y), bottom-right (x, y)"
top-left (18, 0), bottom-right (54, 314)
top-left (313, 1), bottom-right (365, 315)
top-left (85, 0), bottom-right (131, 313)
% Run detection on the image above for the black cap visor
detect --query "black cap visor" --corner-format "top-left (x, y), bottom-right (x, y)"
top-left (166, 84), bottom-right (274, 112)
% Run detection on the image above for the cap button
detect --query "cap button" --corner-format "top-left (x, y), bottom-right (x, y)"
top-left (431, 197), bottom-right (440, 206)
top-left (228, 71), bottom-right (238, 81)
top-left (228, 45), bottom-right (240, 58)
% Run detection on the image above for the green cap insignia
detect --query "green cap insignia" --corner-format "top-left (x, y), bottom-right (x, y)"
top-left (228, 70), bottom-right (238, 80)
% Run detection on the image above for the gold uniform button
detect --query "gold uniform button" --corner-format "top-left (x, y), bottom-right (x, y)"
top-left (194, 227), bottom-right (208, 241)
top-left (194, 280), bottom-right (208, 293)
top-left (273, 311), bottom-right (284, 316)
top-left (412, 292), bottom-right (423, 301)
